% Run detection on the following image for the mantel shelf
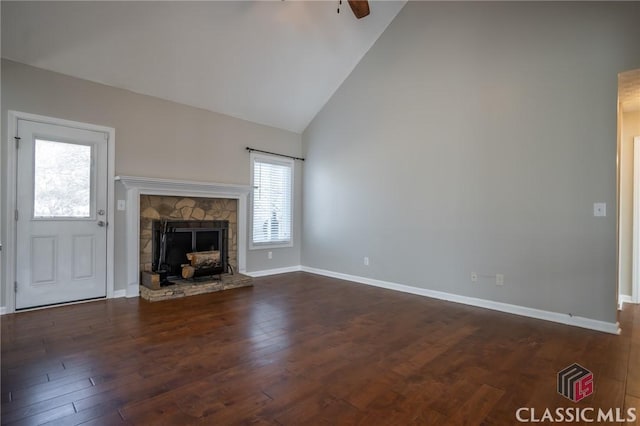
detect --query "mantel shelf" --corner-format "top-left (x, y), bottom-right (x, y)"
top-left (115, 175), bottom-right (252, 196)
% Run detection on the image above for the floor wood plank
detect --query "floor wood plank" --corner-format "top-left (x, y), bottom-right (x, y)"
top-left (2, 272), bottom-right (638, 424)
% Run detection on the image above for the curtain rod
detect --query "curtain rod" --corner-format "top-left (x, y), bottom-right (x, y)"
top-left (246, 147), bottom-right (305, 161)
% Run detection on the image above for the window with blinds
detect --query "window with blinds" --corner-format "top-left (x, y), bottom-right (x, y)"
top-left (250, 153), bottom-right (293, 248)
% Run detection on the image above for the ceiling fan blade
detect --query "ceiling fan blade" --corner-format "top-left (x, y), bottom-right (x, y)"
top-left (348, 0), bottom-right (370, 19)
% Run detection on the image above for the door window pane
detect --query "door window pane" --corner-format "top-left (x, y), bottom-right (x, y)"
top-left (33, 139), bottom-right (92, 218)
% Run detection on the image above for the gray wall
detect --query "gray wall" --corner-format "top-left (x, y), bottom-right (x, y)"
top-left (1, 59), bottom-right (302, 306)
top-left (302, 2), bottom-right (640, 323)
top-left (619, 110), bottom-right (640, 297)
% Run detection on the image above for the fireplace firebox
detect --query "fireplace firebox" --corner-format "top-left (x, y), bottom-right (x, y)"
top-left (152, 220), bottom-right (229, 280)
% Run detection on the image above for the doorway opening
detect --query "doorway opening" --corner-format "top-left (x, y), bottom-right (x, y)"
top-left (617, 69), bottom-right (640, 307)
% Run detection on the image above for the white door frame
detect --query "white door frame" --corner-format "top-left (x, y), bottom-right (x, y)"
top-left (4, 111), bottom-right (115, 313)
top-left (632, 137), bottom-right (640, 304)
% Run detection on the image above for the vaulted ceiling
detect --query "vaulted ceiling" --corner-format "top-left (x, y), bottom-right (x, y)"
top-left (1, 1), bottom-right (406, 133)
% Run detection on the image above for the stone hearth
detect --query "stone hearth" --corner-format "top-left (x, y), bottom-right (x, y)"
top-left (140, 273), bottom-right (253, 302)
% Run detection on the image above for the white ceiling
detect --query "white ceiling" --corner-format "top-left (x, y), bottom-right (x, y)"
top-left (1, 1), bottom-right (406, 133)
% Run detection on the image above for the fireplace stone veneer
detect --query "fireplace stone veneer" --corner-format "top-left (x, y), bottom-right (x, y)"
top-left (140, 195), bottom-right (237, 274)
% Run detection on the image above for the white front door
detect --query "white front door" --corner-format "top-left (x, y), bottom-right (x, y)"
top-left (15, 119), bottom-right (108, 309)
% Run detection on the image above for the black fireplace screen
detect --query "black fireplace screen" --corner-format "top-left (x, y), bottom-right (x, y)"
top-left (152, 220), bottom-right (229, 278)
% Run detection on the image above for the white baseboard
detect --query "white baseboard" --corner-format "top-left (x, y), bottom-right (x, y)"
top-left (301, 266), bottom-right (620, 335)
top-left (246, 265), bottom-right (302, 278)
top-left (0, 306), bottom-right (7, 315)
top-left (112, 289), bottom-right (127, 298)
top-left (619, 294), bottom-right (634, 310)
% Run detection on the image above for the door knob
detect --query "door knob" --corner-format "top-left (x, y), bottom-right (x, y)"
top-left (97, 221), bottom-right (106, 227)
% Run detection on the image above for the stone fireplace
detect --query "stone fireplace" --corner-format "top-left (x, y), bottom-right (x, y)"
top-left (139, 195), bottom-right (238, 275)
top-left (116, 176), bottom-right (252, 299)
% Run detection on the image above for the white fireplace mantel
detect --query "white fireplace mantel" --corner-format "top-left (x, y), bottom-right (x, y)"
top-left (115, 175), bottom-right (252, 297)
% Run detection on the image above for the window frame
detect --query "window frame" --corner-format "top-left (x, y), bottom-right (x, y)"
top-left (249, 152), bottom-right (294, 250)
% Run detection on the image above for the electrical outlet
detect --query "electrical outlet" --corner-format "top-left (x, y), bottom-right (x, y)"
top-left (268, 251), bottom-right (273, 260)
top-left (496, 274), bottom-right (504, 286)
top-left (364, 257), bottom-right (369, 266)
top-left (471, 272), bottom-right (478, 282)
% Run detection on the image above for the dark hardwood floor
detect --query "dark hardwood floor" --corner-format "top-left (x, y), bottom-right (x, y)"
top-left (1, 272), bottom-right (638, 425)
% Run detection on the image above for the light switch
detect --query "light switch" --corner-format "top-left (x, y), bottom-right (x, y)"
top-left (593, 202), bottom-right (606, 217)
top-left (117, 200), bottom-right (126, 211)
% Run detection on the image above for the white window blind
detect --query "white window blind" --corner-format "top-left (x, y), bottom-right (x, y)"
top-left (251, 153), bottom-right (293, 247)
